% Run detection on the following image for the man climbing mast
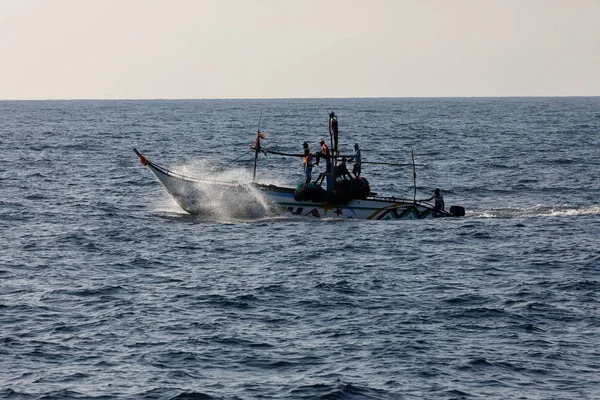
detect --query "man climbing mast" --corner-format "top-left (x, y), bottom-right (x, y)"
top-left (329, 111), bottom-right (339, 155)
top-left (329, 111), bottom-right (340, 192)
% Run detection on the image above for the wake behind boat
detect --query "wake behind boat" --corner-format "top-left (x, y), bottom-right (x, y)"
top-left (134, 113), bottom-right (465, 220)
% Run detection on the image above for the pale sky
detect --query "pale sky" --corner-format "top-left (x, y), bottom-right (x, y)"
top-left (1, 0), bottom-right (599, 99)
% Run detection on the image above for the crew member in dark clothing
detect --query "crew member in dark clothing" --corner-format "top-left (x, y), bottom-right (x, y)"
top-left (314, 140), bottom-right (329, 166)
top-left (425, 188), bottom-right (445, 211)
top-left (335, 157), bottom-right (353, 181)
top-left (302, 142), bottom-right (310, 171)
top-left (329, 112), bottom-right (339, 155)
top-left (347, 143), bottom-right (362, 178)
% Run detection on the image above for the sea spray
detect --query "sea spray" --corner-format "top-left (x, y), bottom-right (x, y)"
top-left (165, 159), bottom-right (281, 219)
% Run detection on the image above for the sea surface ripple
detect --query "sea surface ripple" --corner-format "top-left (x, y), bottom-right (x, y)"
top-left (1, 97), bottom-right (600, 399)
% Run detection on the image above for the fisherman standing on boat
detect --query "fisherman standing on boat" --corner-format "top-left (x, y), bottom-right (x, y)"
top-left (425, 188), bottom-right (445, 212)
top-left (347, 143), bottom-right (362, 178)
top-left (329, 112), bottom-right (339, 155)
top-left (303, 148), bottom-right (314, 187)
top-left (315, 140), bottom-right (332, 190)
top-left (302, 141), bottom-right (310, 170)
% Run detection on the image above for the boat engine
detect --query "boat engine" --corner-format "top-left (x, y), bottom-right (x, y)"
top-left (449, 205), bottom-right (465, 217)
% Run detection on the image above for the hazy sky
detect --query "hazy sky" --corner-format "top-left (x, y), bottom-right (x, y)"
top-left (1, 0), bottom-right (599, 99)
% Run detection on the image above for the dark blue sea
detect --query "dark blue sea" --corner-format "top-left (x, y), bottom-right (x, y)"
top-left (1, 97), bottom-right (600, 399)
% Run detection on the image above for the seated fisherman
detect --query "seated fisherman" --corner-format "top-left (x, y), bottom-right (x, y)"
top-left (335, 157), bottom-right (353, 181)
top-left (314, 140), bottom-right (330, 166)
top-left (425, 188), bottom-right (445, 211)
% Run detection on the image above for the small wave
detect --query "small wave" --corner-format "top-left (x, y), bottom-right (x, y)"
top-left (169, 391), bottom-right (219, 400)
top-left (450, 307), bottom-right (509, 319)
top-left (137, 388), bottom-right (219, 400)
top-left (0, 388), bottom-right (31, 399)
top-left (28, 388), bottom-right (91, 399)
top-left (49, 285), bottom-right (125, 298)
top-left (444, 293), bottom-right (491, 305)
top-left (24, 193), bottom-right (48, 200)
top-left (315, 280), bottom-right (366, 295)
top-left (554, 279), bottom-right (600, 292)
top-left (288, 381), bottom-right (393, 399)
top-left (443, 388), bottom-right (474, 398)
top-left (197, 293), bottom-right (258, 309)
top-left (521, 323), bottom-right (545, 333)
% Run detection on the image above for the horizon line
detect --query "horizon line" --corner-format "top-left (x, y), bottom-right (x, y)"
top-left (1, 95), bottom-right (599, 101)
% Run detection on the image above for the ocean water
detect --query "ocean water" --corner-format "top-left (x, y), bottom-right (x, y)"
top-left (1, 97), bottom-right (599, 399)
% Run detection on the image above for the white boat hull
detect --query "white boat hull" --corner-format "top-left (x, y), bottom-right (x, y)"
top-left (262, 186), bottom-right (441, 220)
top-left (135, 149), bottom-right (460, 220)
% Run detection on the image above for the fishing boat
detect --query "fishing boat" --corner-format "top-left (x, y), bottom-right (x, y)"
top-left (134, 114), bottom-right (465, 220)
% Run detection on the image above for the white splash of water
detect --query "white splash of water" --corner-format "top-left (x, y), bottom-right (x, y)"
top-left (470, 204), bottom-right (600, 219)
top-left (546, 204), bottom-right (600, 217)
top-left (161, 159), bottom-right (284, 220)
top-left (152, 195), bottom-right (188, 215)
